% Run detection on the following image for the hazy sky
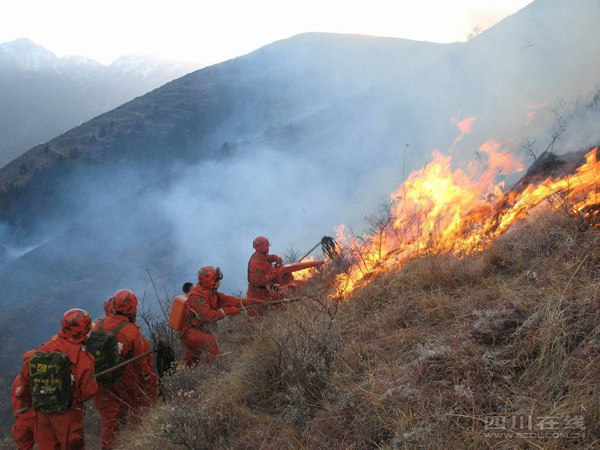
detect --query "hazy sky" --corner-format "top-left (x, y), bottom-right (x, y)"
top-left (2, 0), bottom-right (533, 64)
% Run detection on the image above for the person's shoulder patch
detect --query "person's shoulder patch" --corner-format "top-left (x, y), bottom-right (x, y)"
top-left (198, 297), bottom-right (206, 305)
top-left (254, 269), bottom-right (261, 274)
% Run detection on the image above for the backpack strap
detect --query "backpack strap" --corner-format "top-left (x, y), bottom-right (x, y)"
top-left (97, 319), bottom-right (104, 332)
top-left (112, 321), bottom-right (129, 337)
top-left (112, 321), bottom-right (134, 358)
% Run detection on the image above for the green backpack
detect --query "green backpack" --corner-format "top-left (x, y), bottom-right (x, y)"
top-left (85, 319), bottom-right (128, 383)
top-left (29, 351), bottom-right (73, 414)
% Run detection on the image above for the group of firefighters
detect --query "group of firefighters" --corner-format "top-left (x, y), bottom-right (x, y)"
top-left (10, 236), bottom-right (287, 449)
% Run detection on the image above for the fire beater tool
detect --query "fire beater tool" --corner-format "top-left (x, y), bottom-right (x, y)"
top-left (298, 236), bottom-right (338, 262)
top-left (94, 349), bottom-right (154, 379)
top-left (242, 298), bottom-right (301, 310)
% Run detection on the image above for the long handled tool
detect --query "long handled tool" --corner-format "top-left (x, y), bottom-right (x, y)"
top-left (299, 236), bottom-right (338, 262)
top-left (95, 349), bottom-right (154, 379)
top-left (242, 298), bottom-right (300, 311)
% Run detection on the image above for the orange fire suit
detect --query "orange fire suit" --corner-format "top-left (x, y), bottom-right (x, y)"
top-left (18, 335), bottom-right (98, 450)
top-left (179, 284), bottom-right (249, 366)
top-left (11, 374), bottom-right (36, 450)
top-left (93, 315), bottom-right (156, 450)
top-left (247, 252), bottom-right (284, 318)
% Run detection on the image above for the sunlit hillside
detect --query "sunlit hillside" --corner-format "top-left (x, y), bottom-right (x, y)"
top-left (111, 144), bottom-right (599, 449)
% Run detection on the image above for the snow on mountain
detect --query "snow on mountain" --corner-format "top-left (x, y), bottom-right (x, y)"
top-left (0, 38), bottom-right (204, 165)
top-left (0, 39), bottom-right (201, 81)
top-left (108, 53), bottom-right (199, 80)
top-left (0, 37), bottom-right (58, 71)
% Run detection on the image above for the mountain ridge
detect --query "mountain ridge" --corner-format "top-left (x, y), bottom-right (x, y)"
top-left (0, 32), bottom-right (459, 232)
top-left (0, 38), bottom-right (204, 166)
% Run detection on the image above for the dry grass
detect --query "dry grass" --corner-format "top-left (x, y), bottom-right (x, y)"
top-left (112, 208), bottom-right (598, 450)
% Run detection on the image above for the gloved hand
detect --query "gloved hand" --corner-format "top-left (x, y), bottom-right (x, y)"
top-left (222, 306), bottom-right (240, 316)
top-left (274, 256), bottom-right (284, 267)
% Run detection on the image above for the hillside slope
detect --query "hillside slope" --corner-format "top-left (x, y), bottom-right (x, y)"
top-left (113, 202), bottom-right (599, 449)
top-left (4, 0), bottom-right (598, 237)
top-left (0, 38), bottom-right (203, 166)
top-left (257, 0), bottom-right (600, 176)
top-left (0, 0), bottom-right (599, 394)
top-left (0, 33), bottom-right (456, 197)
top-left (0, 34), bottom-right (461, 434)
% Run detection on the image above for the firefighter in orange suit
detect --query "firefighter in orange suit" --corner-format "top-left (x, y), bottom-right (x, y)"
top-left (11, 350), bottom-right (36, 450)
top-left (18, 309), bottom-right (98, 450)
top-left (180, 266), bottom-right (265, 366)
top-left (93, 289), bottom-right (157, 450)
top-left (247, 236), bottom-right (285, 320)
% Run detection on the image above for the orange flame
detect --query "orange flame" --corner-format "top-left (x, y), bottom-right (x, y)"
top-left (332, 146), bottom-right (599, 297)
top-left (450, 116), bottom-right (477, 152)
top-left (456, 116), bottom-right (477, 134)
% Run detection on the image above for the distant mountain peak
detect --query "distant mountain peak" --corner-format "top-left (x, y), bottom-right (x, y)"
top-left (109, 53), bottom-right (192, 68)
top-left (0, 37), bottom-right (58, 71)
top-left (0, 37), bottom-right (40, 50)
top-left (107, 53), bottom-right (201, 79)
top-left (0, 38), bottom-right (204, 166)
top-left (0, 39), bottom-right (201, 75)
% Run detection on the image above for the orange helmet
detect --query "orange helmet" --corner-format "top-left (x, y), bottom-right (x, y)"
top-left (197, 266), bottom-right (223, 289)
top-left (61, 308), bottom-right (93, 343)
top-left (104, 296), bottom-right (115, 316)
top-left (113, 289), bottom-right (139, 316)
top-left (253, 236), bottom-right (270, 253)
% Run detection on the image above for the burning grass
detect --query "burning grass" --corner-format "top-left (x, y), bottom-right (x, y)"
top-left (108, 142), bottom-right (600, 449)
top-left (114, 207), bottom-right (599, 449)
top-left (330, 146), bottom-right (599, 298)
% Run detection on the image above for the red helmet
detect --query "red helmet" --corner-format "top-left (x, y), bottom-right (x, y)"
top-left (61, 309), bottom-right (93, 343)
top-left (113, 289), bottom-right (139, 316)
top-left (104, 296), bottom-right (115, 316)
top-left (197, 266), bottom-right (223, 289)
top-left (253, 236), bottom-right (270, 253)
